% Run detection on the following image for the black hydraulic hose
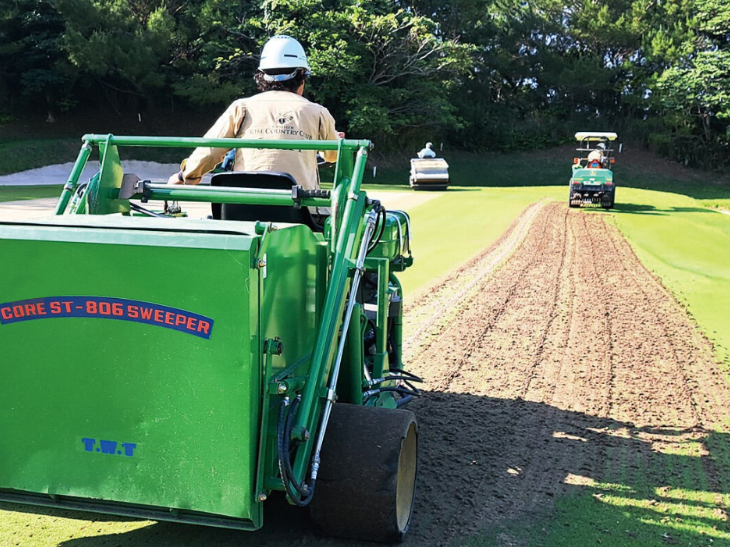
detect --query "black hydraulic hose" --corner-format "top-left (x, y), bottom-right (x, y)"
top-left (367, 376), bottom-right (422, 396)
top-left (384, 386), bottom-right (421, 396)
top-left (277, 398), bottom-right (316, 506)
top-left (363, 386), bottom-right (421, 400)
top-left (276, 400), bottom-right (299, 502)
top-left (385, 370), bottom-right (424, 392)
top-left (389, 368), bottom-right (423, 382)
top-left (396, 379), bottom-right (422, 394)
top-left (376, 206), bottom-right (386, 244)
top-left (277, 399), bottom-right (312, 505)
top-left (283, 398), bottom-right (310, 497)
top-left (369, 375), bottom-right (423, 385)
top-left (129, 202), bottom-right (168, 218)
top-left (366, 204), bottom-right (387, 253)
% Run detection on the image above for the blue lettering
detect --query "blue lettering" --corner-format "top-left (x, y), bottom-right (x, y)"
top-left (82, 437), bottom-right (137, 457)
top-left (99, 440), bottom-right (118, 454)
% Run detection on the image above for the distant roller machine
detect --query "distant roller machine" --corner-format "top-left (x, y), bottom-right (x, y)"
top-left (409, 157), bottom-right (450, 191)
top-left (569, 132), bottom-right (618, 209)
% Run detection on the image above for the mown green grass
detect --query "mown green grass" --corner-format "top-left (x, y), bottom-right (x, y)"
top-left (609, 189), bottom-right (730, 368)
top-left (2, 151), bottom-right (730, 547)
top-left (0, 185), bottom-right (64, 203)
top-left (0, 139), bottom-right (82, 176)
top-left (366, 147), bottom-right (730, 206)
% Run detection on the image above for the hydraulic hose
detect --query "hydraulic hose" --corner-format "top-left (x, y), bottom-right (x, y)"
top-left (366, 203), bottom-right (386, 254)
top-left (279, 206), bottom-right (382, 506)
top-left (129, 202), bottom-right (169, 218)
top-left (366, 375), bottom-right (423, 387)
top-left (306, 208), bottom-right (380, 491)
top-left (277, 397), bottom-right (316, 506)
top-left (389, 367), bottom-right (422, 379)
top-left (362, 386), bottom-right (421, 400)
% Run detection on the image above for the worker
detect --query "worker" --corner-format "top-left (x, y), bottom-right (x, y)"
top-left (586, 142), bottom-right (606, 168)
top-left (168, 35), bottom-right (343, 191)
top-left (417, 142), bottom-right (437, 159)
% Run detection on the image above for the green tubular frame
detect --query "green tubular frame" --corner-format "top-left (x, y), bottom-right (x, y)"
top-left (55, 135), bottom-right (373, 215)
top-left (49, 134), bottom-right (407, 507)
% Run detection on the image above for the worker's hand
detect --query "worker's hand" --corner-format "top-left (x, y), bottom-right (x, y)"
top-left (168, 171), bottom-right (184, 185)
top-left (337, 131), bottom-right (345, 139)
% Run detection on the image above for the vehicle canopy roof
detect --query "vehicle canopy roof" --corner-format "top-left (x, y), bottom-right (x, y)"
top-left (575, 132), bottom-right (618, 141)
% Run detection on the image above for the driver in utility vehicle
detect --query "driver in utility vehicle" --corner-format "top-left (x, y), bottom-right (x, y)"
top-left (586, 142), bottom-right (606, 168)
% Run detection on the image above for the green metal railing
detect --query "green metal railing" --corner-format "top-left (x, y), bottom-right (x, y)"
top-left (55, 134), bottom-right (371, 215)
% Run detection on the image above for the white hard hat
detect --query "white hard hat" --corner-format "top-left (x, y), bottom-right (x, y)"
top-left (258, 35), bottom-right (310, 81)
top-left (426, 142), bottom-right (433, 148)
top-left (596, 142), bottom-right (606, 150)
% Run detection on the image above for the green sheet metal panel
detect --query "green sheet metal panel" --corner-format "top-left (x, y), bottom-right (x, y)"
top-left (0, 219), bottom-right (261, 524)
top-left (91, 139), bottom-right (130, 215)
top-left (366, 211), bottom-right (411, 264)
top-left (255, 225), bottom-right (329, 485)
top-left (572, 167), bottom-right (613, 185)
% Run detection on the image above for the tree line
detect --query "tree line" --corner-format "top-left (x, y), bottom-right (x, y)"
top-left (1, 0), bottom-right (728, 166)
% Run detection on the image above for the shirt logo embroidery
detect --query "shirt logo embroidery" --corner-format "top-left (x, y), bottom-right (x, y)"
top-left (276, 111), bottom-right (294, 125)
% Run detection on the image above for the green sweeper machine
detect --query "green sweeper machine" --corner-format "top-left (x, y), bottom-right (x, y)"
top-left (0, 135), bottom-right (421, 542)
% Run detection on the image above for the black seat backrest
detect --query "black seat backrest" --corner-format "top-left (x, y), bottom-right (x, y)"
top-left (210, 171), bottom-right (321, 231)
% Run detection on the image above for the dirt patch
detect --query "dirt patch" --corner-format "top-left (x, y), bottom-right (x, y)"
top-left (401, 202), bottom-right (730, 545)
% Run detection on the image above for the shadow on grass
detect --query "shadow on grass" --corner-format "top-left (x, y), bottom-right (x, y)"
top-left (1, 392), bottom-right (723, 547)
top-left (0, 501), bottom-right (136, 523)
top-left (606, 203), bottom-right (725, 217)
top-left (420, 187), bottom-right (482, 193)
top-left (668, 206), bottom-right (725, 214)
top-left (611, 202), bottom-right (660, 215)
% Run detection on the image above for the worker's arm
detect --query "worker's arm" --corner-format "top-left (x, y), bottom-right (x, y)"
top-left (168, 100), bottom-right (247, 185)
top-left (319, 107), bottom-right (341, 164)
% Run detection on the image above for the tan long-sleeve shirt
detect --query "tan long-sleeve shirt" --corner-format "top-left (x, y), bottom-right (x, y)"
top-left (180, 91), bottom-right (339, 189)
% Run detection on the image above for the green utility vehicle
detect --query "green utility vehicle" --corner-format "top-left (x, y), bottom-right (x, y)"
top-left (569, 131), bottom-right (618, 209)
top-left (0, 135), bottom-right (420, 542)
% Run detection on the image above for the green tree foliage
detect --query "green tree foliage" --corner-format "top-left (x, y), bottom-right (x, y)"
top-left (1, 0), bottom-right (728, 165)
top-left (242, 0), bottom-right (473, 144)
top-left (0, 0), bottom-right (71, 117)
top-left (170, 0), bottom-right (262, 106)
top-left (57, 0), bottom-right (178, 112)
top-left (650, 0), bottom-right (730, 164)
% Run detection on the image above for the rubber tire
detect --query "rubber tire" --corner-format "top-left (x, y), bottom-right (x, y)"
top-left (310, 404), bottom-right (418, 543)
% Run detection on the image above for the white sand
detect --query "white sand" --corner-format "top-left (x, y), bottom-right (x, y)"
top-left (0, 161), bottom-right (196, 187)
top-left (0, 162), bottom-right (438, 221)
